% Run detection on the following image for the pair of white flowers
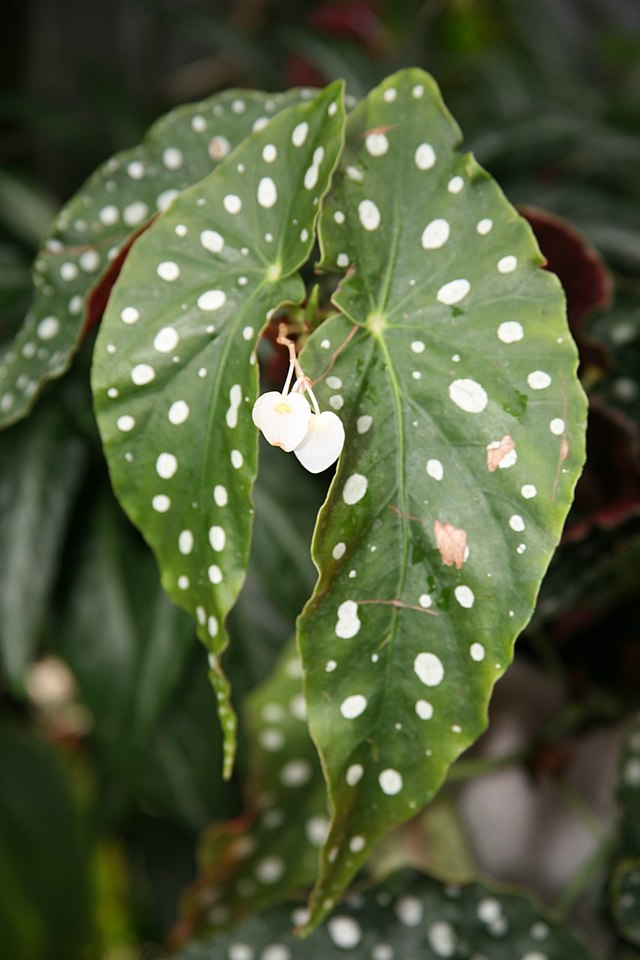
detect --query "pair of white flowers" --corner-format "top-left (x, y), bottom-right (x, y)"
top-left (252, 337), bottom-right (345, 474)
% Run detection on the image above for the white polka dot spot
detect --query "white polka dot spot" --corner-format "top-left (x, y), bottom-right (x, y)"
top-left (528, 370), bottom-right (552, 390)
top-left (116, 415), bottom-right (135, 432)
top-left (426, 459), bottom-right (443, 481)
top-left (470, 642), bottom-right (485, 662)
top-left (332, 542), bottom-right (346, 560)
top-left (411, 340), bottom-right (425, 354)
top-left (292, 122), bottom-right (309, 146)
top-left (131, 363), bottom-right (155, 385)
top-left (428, 921), bottom-right (456, 957)
top-left (280, 759), bottom-right (312, 787)
top-left (396, 895), bottom-right (423, 926)
top-left (415, 143), bottom-right (436, 170)
top-left (231, 449), bottom-right (243, 469)
top-left (153, 326), bottom-right (179, 353)
top-left (343, 474), bottom-right (368, 504)
top-left (120, 306), bottom-right (139, 325)
top-left (257, 177), bottom-right (278, 208)
top-left (156, 453), bottom-right (177, 479)
top-left (509, 514), bottom-right (525, 532)
top-left (214, 484), bottom-right (228, 506)
top-left (178, 530), bottom-right (194, 555)
top-left (437, 279), bottom-right (470, 305)
top-left (328, 917), bottom-right (362, 949)
top-left (498, 321), bottom-right (524, 343)
top-left (123, 201), bottom-right (148, 227)
top-left (498, 255), bottom-right (518, 273)
top-left (521, 484), bottom-right (537, 499)
top-left (157, 261), bottom-right (180, 282)
top-left (255, 856), bottom-right (285, 884)
top-left (358, 199), bottom-right (381, 231)
top-left (414, 652), bottom-right (444, 687)
top-left (335, 600), bottom-right (361, 639)
top-left (477, 218), bottom-right (493, 235)
top-left (448, 176), bottom-right (464, 193)
top-left (419, 594), bottom-right (432, 608)
top-left (340, 694), bottom-right (367, 719)
top-left (152, 494), bottom-right (171, 513)
top-left (455, 585), bottom-right (475, 608)
top-left (37, 316), bottom-right (60, 340)
top-left (200, 230), bottom-right (224, 254)
top-left (416, 699), bottom-right (433, 719)
top-left (550, 418), bottom-right (565, 435)
top-left (422, 218), bottom-right (450, 249)
top-left (365, 132), bottom-right (389, 156)
top-left (198, 289), bottom-right (226, 312)
top-left (209, 526), bottom-right (226, 551)
top-left (449, 378), bottom-right (487, 413)
top-left (208, 564), bottom-right (222, 584)
top-left (223, 194), bottom-right (242, 215)
top-left (346, 764), bottom-right (363, 786)
top-left (168, 400), bottom-right (190, 424)
top-left (378, 768), bottom-right (403, 795)
top-left (357, 415), bottom-right (372, 434)
top-left (163, 146), bottom-right (183, 170)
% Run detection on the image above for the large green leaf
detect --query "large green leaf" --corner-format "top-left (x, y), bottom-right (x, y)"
top-left (0, 402), bottom-right (87, 689)
top-left (296, 68), bottom-right (587, 927)
top-left (0, 87), bottom-right (313, 430)
top-left (92, 83), bottom-right (346, 775)
top-left (173, 868), bottom-right (594, 960)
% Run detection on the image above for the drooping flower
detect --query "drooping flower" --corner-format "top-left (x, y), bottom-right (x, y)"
top-left (251, 390), bottom-right (312, 451)
top-left (294, 410), bottom-right (345, 473)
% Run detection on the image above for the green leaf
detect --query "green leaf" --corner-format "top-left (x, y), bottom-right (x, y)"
top-left (0, 403), bottom-right (87, 689)
top-left (172, 868), bottom-right (594, 959)
top-left (0, 87), bottom-right (314, 430)
top-left (179, 641), bottom-right (327, 941)
top-left (296, 68), bottom-right (587, 928)
top-left (0, 722), bottom-right (95, 960)
top-left (589, 288), bottom-right (640, 427)
top-left (92, 82), bottom-right (346, 776)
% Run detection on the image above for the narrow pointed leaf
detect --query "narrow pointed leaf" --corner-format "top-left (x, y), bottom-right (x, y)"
top-left (177, 643), bottom-right (327, 944)
top-left (173, 869), bottom-right (593, 959)
top-left (92, 83), bottom-right (346, 775)
top-left (0, 88), bottom-right (313, 429)
top-left (296, 68), bottom-right (587, 927)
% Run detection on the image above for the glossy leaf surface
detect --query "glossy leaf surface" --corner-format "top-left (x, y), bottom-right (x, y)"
top-left (174, 869), bottom-right (593, 959)
top-left (93, 83), bottom-right (346, 774)
top-left (0, 88), bottom-right (312, 429)
top-left (296, 68), bottom-right (587, 926)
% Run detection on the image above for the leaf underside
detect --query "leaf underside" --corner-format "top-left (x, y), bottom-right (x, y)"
top-left (92, 82), bottom-right (346, 775)
top-left (0, 87), bottom-right (314, 430)
top-left (295, 68), bottom-right (587, 928)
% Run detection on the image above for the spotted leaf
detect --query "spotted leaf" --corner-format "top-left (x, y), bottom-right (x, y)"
top-left (296, 68), bottom-right (587, 928)
top-left (92, 82), bottom-right (346, 776)
top-left (176, 643), bottom-right (328, 944)
top-left (172, 869), bottom-right (593, 959)
top-left (0, 87), bottom-right (315, 430)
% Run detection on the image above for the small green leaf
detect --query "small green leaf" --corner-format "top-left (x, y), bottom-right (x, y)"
top-left (0, 88), bottom-right (314, 429)
top-left (0, 403), bottom-right (87, 689)
top-left (296, 68), bottom-right (587, 927)
top-left (172, 869), bottom-right (594, 959)
top-left (178, 642), bottom-right (327, 941)
top-left (92, 83), bottom-right (346, 775)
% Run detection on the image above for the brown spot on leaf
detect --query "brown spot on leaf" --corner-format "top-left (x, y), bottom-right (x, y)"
top-left (486, 435), bottom-right (516, 472)
top-left (434, 520), bottom-right (467, 570)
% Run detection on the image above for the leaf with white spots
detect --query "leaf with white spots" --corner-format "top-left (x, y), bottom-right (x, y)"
top-left (92, 83), bottom-right (346, 776)
top-left (610, 712), bottom-right (640, 946)
top-left (177, 643), bottom-right (328, 940)
top-left (0, 87), bottom-right (314, 430)
top-left (296, 68), bottom-right (587, 928)
top-left (172, 869), bottom-right (594, 959)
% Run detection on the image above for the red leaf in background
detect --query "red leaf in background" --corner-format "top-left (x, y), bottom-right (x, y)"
top-left (83, 220), bottom-right (153, 334)
top-left (310, 1), bottom-right (385, 51)
top-left (519, 205), bottom-right (613, 373)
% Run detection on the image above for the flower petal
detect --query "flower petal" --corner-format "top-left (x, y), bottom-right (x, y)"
top-left (252, 390), bottom-right (312, 451)
top-left (294, 410), bottom-right (345, 473)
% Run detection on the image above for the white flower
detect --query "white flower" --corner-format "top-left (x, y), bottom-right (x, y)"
top-left (294, 411), bottom-right (345, 473)
top-left (251, 390), bottom-right (311, 451)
